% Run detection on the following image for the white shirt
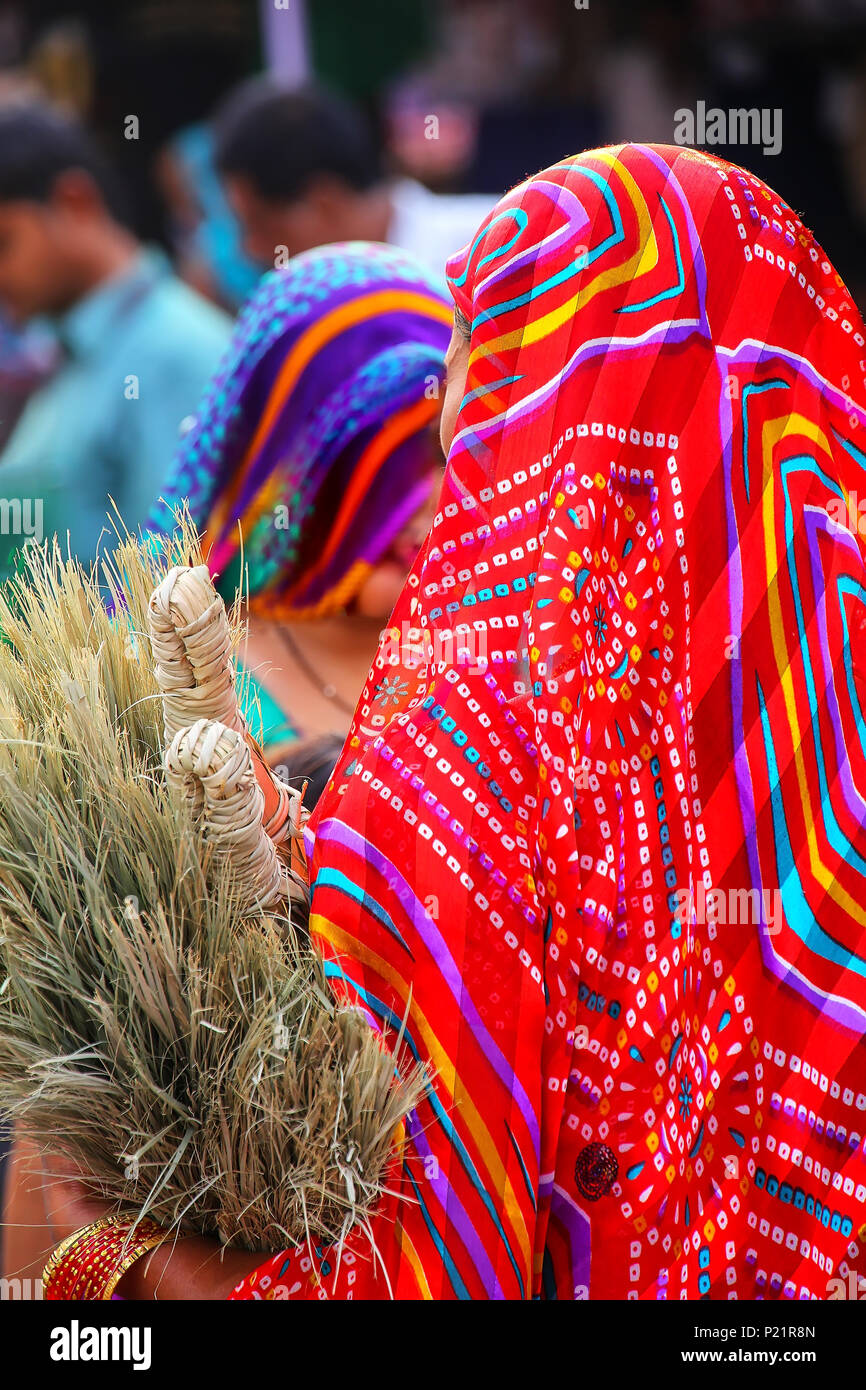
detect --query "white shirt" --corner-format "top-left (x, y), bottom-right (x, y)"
top-left (388, 177), bottom-right (496, 286)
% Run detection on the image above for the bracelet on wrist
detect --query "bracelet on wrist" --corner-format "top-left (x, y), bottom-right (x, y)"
top-left (43, 1215), bottom-right (168, 1300)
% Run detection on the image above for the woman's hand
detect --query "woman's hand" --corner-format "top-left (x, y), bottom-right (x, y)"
top-left (115, 1233), bottom-right (266, 1300)
top-left (40, 1153), bottom-right (270, 1299)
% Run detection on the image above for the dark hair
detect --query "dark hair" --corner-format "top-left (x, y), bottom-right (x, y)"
top-left (279, 734), bottom-right (345, 809)
top-left (213, 78), bottom-right (382, 202)
top-left (0, 103), bottom-right (126, 219)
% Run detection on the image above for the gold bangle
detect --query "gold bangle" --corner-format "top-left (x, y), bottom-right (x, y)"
top-left (101, 1227), bottom-right (169, 1301)
top-left (42, 1216), bottom-right (117, 1299)
top-left (43, 1215), bottom-right (168, 1301)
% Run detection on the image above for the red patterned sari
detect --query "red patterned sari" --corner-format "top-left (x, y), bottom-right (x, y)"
top-left (230, 143), bottom-right (866, 1300)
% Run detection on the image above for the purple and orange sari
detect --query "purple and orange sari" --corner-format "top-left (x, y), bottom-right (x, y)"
top-left (150, 242), bottom-right (452, 619)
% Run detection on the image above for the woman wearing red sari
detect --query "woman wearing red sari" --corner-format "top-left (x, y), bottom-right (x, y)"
top-left (45, 142), bottom-right (866, 1299)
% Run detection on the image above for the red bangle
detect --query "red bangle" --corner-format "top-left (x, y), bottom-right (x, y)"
top-left (43, 1216), bottom-right (168, 1300)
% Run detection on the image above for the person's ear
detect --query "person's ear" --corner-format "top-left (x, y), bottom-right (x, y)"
top-left (305, 174), bottom-right (355, 222)
top-left (49, 168), bottom-right (105, 219)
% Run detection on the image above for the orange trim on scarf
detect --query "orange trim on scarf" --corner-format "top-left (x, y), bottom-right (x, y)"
top-left (204, 289), bottom-right (452, 548)
top-left (264, 393), bottom-right (439, 609)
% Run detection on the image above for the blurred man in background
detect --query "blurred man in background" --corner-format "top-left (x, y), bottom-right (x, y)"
top-left (0, 103), bottom-right (231, 575)
top-left (213, 78), bottom-right (493, 282)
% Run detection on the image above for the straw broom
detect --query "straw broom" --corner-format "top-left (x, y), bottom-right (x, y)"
top-left (0, 518), bottom-right (423, 1252)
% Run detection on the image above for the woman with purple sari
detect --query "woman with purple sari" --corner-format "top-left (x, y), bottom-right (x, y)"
top-left (148, 238), bottom-right (453, 801)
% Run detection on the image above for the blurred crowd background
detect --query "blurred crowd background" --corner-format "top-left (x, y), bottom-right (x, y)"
top-left (0, 0), bottom-right (864, 535)
top-left (3, 1), bottom-right (866, 275)
top-left (2, 1), bottom-right (864, 272)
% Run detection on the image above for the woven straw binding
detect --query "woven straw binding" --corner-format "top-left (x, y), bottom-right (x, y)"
top-left (164, 718), bottom-right (304, 912)
top-left (147, 565), bottom-right (308, 910)
top-left (148, 565), bottom-right (241, 740)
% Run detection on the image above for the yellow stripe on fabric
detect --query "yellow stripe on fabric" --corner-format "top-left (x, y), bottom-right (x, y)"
top-left (205, 289), bottom-right (453, 541)
top-left (761, 413), bottom-right (866, 927)
top-left (395, 1225), bottom-right (434, 1299)
top-left (311, 913), bottom-right (533, 1267)
top-left (470, 150), bottom-right (658, 364)
top-left (382, 1118), bottom-right (432, 1298)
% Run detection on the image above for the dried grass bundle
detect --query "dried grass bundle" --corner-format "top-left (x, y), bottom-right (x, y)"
top-left (0, 519), bottom-right (422, 1251)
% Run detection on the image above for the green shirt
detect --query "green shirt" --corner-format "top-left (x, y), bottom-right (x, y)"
top-left (237, 661), bottom-right (298, 752)
top-left (0, 249), bottom-right (231, 577)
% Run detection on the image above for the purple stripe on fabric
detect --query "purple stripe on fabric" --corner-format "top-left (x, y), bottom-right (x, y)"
top-left (476, 180), bottom-right (591, 294)
top-left (636, 143), bottom-right (711, 335)
top-left (718, 341), bottom-right (866, 429)
top-left (313, 815), bottom-right (542, 1158)
top-left (726, 420), bottom-right (866, 1032)
top-left (804, 505), bottom-right (866, 821)
top-left (406, 1110), bottom-right (507, 1298)
top-left (550, 1184), bottom-right (592, 1299)
top-left (303, 823), bottom-right (316, 860)
top-left (720, 363), bottom-right (761, 955)
top-left (451, 317), bottom-right (707, 460)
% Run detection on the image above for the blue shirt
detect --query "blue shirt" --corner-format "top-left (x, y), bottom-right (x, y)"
top-left (0, 249), bottom-right (231, 574)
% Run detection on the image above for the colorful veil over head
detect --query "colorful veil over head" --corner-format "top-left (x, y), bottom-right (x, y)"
top-left (150, 242), bottom-right (452, 617)
top-left (235, 145), bottom-right (866, 1301)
